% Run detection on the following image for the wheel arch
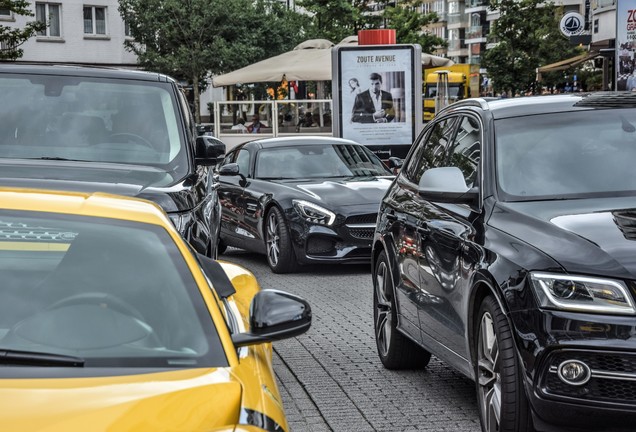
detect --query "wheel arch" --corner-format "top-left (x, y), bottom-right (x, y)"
top-left (467, 270), bottom-right (512, 367)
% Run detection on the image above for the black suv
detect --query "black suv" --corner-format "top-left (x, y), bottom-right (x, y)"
top-left (373, 93), bottom-right (636, 432)
top-left (0, 64), bottom-right (225, 257)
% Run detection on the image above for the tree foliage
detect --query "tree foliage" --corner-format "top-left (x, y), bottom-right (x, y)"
top-left (118, 0), bottom-right (308, 122)
top-left (482, 0), bottom-right (581, 95)
top-left (298, 0), bottom-right (444, 52)
top-left (383, 0), bottom-right (445, 53)
top-left (297, 0), bottom-right (380, 44)
top-left (0, 0), bottom-right (45, 60)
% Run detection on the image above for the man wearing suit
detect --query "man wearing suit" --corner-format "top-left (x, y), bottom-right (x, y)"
top-left (351, 72), bottom-right (395, 123)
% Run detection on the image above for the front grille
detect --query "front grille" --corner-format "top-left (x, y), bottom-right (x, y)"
top-left (345, 213), bottom-right (377, 239)
top-left (542, 350), bottom-right (636, 405)
top-left (345, 214), bottom-right (378, 225)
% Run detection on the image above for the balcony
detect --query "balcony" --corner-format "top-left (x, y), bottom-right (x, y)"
top-left (466, 25), bottom-right (482, 39)
top-left (467, 0), bottom-right (488, 6)
top-left (447, 13), bottom-right (464, 25)
top-left (593, 0), bottom-right (615, 9)
top-left (448, 39), bottom-right (462, 50)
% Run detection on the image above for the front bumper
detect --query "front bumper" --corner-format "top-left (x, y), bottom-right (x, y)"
top-left (510, 309), bottom-right (636, 431)
top-left (288, 212), bottom-right (376, 265)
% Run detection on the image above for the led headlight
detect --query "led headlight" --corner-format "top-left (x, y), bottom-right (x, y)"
top-left (292, 200), bottom-right (336, 226)
top-left (530, 272), bottom-right (636, 315)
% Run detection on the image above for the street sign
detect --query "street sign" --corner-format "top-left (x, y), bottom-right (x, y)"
top-left (560, 12), bottom-right (585, 37)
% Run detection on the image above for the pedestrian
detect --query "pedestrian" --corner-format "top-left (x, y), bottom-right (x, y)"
top-left (247, 114), bottom-right (266, 133)
top-left (231, 117), bottom-right (248, 133)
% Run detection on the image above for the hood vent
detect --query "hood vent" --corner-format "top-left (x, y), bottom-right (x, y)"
top-left (613, 210), bottom-right (636, 240)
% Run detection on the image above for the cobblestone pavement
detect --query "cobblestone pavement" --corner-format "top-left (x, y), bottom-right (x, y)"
top-left (222, 249), bottom-right (482, 432)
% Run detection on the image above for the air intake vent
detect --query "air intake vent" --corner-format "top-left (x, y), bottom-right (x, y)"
top-left (613, 210), bottom-right (636, 240)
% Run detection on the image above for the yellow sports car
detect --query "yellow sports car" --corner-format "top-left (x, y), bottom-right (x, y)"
top-left (0, 188), bottom-right (311, 431)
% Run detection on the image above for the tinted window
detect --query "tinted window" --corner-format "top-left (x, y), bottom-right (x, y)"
top-left (496, 109), bottom-right (636, 199)
top-left (403, 117), bottom-right (458, 184)
top-left (235, 149), bottom-right (250, 176)
top-left (0, 211), bottom-right (226, 371)
top-left (447, 115), bottom-right (480, 188)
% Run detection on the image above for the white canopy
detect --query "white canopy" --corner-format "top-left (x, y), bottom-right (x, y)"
top-left (212, 37), bottom-right (454, 87)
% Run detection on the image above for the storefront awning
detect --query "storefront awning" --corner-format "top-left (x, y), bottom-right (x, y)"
top-left (536, 51), bottom-right (598, 78)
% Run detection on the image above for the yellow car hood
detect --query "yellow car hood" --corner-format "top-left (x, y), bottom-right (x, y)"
top-left (0, 368), bottom-right (243, 431)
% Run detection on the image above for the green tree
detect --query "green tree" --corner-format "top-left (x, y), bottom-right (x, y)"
top-left (118, 0), bottom-right (308, 122)
top-left (0, 0), bottom-right (45, 60)
top-left (383, 0), bottom-right (445, 52)
top-left (482, 0), bottom-right (581, 95)
top-left (297, 0), bottom-right (380, 43)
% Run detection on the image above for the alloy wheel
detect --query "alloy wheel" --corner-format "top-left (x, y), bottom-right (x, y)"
top-left (266, 211), bottom-right (281, 266)
top-left (477, 311), bottom-right (502, 432)
top-left (375, 260), bottom-right (393, 357)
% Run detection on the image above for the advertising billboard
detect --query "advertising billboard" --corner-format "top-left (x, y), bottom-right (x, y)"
top-left (616, 0), bottom-right (636, 90)
top-left (332, 44), bottom-right (422, 156)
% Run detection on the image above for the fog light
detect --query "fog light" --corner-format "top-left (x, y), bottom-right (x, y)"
top-left (557, 360), bottom-right (591, 386)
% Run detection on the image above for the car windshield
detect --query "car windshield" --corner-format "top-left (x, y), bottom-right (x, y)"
top-left (496, 109), bottom-right (636, 200)
top-left (0, 210), bottom-right (226, 371)
top-left (0, 73), bottom-right (187, 168)
top-left (255, 143), bottom-right (392, 179)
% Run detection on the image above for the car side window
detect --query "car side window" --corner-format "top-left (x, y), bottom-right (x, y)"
top-left (403, 117), bottom-right (458, 184)
top-left (235, 149), bottom-right (251, 177)
top-left (446, 115), bottom-right (481, 188)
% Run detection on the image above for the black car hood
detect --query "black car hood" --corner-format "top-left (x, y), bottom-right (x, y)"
top-left (280, 176), bottom-right (394, 208)
top-left (491, 197), bottom-right (636, 279)
top-left (0, 160), bottom-right (191, 212)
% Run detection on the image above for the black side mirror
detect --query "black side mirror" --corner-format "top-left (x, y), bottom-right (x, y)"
top-left (232, 290), bottom-right (312, 347)
top-left (219, 163), bottom-right (240, 176)
top-left (388, 157), bottom-right (403, 169)
top-left (196, 136), bottom-right (226, 166)
top-left (418, 166), bottom-right (480, 207)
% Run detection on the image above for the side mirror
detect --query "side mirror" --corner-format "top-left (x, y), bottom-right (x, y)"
top-left (218, 163), bottom-right (240, 176)
top-left (387, 157), bottom-right (403, 169)
top-left (232, 290), bottom-right (312, 347)
top-left (418, 166), bottom-right (479, 207)
top-left (196, 136), bottom-right (226, 166)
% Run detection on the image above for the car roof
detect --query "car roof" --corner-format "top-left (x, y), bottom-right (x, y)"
top-left (0, 63), bottom-right (174, 83)
top-left (0, 187), bottom-right (170, 226)
top-left (244, 135), bottom-right (362, 149)
top-left (446, 92), bottom-right (636, 119)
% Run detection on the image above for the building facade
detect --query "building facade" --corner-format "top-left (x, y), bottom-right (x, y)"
top-left (1, 0), bottom-right (136, 65)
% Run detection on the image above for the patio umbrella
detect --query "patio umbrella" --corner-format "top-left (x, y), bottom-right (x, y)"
top-left (212, 39), bottom-right (335, 87)
top-left (211, 37), bottom-right (454, 87)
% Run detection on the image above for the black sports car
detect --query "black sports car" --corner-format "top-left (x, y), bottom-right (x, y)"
top-left (217, 136), bottom-right (396, 273)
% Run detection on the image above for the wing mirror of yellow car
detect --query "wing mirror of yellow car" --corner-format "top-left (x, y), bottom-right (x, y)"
top-left (232, 289), bottom-right (312, 347)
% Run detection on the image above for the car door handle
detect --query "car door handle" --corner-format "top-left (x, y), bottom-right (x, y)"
top-left (417, 223), bottom-right (430, 235)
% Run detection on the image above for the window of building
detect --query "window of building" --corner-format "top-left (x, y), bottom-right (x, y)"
top-left (0, 7), bottom-right (11, 18)
top-left (124, 20), bottom-right (131, 37)
top-left (35, 3), bottom-right (61, 37)
top-left (84, 6), bottom-right (106, 35)
top-left (594, 18), bottom-right (599, 33)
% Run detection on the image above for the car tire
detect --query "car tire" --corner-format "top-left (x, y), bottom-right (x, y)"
top-left (265, 206), bottom-right (297, 274)
top-left (475, 296), bottom-right (533, 432)
top-left (373, 250), bottom-right (432, 369)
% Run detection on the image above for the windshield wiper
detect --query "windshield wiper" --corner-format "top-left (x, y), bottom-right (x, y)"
top-left (34, 157), bottom-right (89, 162)
top-left (0, 348), bottom-right (85, 367)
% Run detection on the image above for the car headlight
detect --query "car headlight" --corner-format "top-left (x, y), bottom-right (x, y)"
top-left (530, 272), bottom-right (636, 315)
top-left (168, 211), bottom-right (194, 235)
top-left (292, 200), bottom-right (335, 226)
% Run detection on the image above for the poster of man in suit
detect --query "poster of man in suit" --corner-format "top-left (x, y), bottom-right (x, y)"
top-left (351, 72), bottom-right (397, 123)
top-left (334, 45), bottom-right (419, 147)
